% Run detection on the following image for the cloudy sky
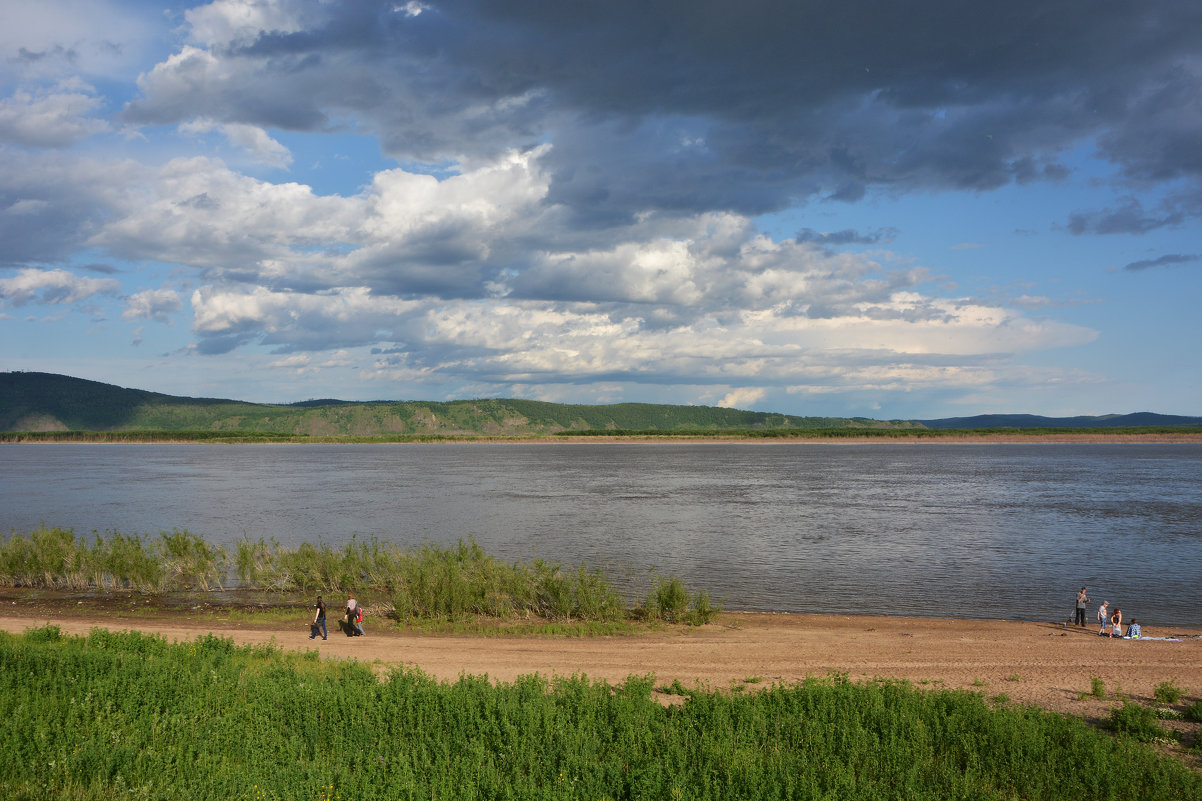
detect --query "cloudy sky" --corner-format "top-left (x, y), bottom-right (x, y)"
top-left (2, 1), bottom-right (1200, 418)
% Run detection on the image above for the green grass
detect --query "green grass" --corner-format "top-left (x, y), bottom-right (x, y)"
top-left (2, 626), bottom-right (1200, 801)
top-left (0, 527), bottom-right (719, 627)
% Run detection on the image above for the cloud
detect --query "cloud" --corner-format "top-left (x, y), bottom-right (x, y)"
top-left (0, 0), bottom-right (156, 81)
top-left (0, 151), bottom-right (149, 266)
top-left (123, 288), bottom-right (182, 322)
top-left (795, 227), bottom-right (898, 246)
top-left (1121, 253), bottom-right (1198, 272)
top-left (91, 155), bottom-right (359, 277)
top-left (0, 267), bottom-right (120, 306)
top-left (718, 387), bottom-right (766, 409)
top-left (118, 2), bottom-right (1202, 226)
top-left (1067, 198), bottom-right (1185, 236)
top-left (184, 0), bottom-right (317, 48)
top-left (0, 88), bottom-right (108, 147)
top-left (180, 118), bottom-right (294, 168)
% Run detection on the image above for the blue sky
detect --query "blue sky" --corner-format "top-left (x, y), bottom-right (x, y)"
top-left (2, 0), bottom-right (1200, 418)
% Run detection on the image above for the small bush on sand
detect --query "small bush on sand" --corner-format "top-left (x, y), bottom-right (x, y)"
top-left (1153, 679), bottom-right (1185, 704)
top-left (1106, 702), bottom-right (1171, 742)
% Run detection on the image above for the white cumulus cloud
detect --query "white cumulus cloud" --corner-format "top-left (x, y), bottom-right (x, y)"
top-left (0, 267), bottom-right (119, 306)
top-left (123, 288), bottom-right (182, 322)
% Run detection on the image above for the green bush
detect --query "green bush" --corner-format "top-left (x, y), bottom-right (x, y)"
top-left (1107, 702), bottom-right (1172, 742)
top-left (1184, 700), bottom-right (1202, 723)
top-left (1153, 679), bottom-right (1185, 704)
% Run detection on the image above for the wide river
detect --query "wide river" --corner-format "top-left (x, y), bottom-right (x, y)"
top-left (2, 442), bottom-right (1199, 625)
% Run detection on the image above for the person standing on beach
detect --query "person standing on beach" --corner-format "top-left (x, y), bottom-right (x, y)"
top-left (1075, 587), bottom-right (1089, 626)
top-left (1097, 601), bottom-right (1109, 636)
top-left (310, 595), bottom-right (327, 640)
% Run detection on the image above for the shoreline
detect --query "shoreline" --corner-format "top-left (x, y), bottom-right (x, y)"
top-left (3, 602), bottom-right (1199, 737)
top-left (5, 432), bottom-right (1202, 444)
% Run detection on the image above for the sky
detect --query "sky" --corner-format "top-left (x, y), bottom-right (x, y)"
top-left (1, 0), bottom-right (1200, 419)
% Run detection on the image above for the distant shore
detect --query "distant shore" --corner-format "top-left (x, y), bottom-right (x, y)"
top-left (5, 430), bottom-right (1202, 444)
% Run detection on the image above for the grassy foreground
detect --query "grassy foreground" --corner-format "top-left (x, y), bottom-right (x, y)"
top-left (1, 625), bottom-right (1198, 801)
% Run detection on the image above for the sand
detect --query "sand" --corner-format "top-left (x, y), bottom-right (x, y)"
top-left (3, 607), bottom-right (1199, 727)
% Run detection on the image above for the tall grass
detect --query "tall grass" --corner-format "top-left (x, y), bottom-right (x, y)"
top-left (1, 626), bottom-right (1198, 800)
top-left (640, 573), bottom-right (720, 625)
top-left (0, 525), bottom-right (223, 592)
top-left (1, 528), bottom-right (655, 623)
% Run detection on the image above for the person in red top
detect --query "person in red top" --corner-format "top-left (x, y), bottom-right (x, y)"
top-left (346, 594), bottom-right (365, 636)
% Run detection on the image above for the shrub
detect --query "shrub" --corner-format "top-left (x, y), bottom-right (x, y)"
top-left (1090, 677), bottom-right (1106, 699)
top-left (1153, 679), bottom-right (1185, 704)
top-left (1106, 702), bottom-right (1171, 742)
top-left (650, 575), bottom-right (691, 622)
top-left (23, 624), bottom-right (63, 644)
top-left (1184, 700), bottom-right (1202, 723)
top-left (685, 588), bottom-right (719, 625)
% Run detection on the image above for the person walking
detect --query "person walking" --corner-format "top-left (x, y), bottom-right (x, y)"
top-left (1075, 587), bottom-right (1089, 627)
top-left (309, 595), bottom-right (327, 640)
top-left (1097, 601), bottom-right (1109, 636)
top-left (345, 594), bottom-right (364, 637)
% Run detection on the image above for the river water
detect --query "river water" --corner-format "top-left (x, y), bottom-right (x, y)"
top-left (1, 442), bottom-right (1199, 624)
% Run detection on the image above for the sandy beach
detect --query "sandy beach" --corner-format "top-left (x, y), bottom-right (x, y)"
top-left (4, 606), bottom-right (1199, 728)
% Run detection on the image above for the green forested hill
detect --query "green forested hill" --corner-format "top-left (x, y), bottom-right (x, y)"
top-left (0, 372), bottom-right (905, 436)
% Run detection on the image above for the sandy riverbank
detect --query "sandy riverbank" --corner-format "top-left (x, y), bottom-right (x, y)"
top-left (3, 607), bottom-right (1199, 727)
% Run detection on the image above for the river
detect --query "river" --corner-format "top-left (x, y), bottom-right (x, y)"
top-left (1, 442), bottom-right (1199, 624)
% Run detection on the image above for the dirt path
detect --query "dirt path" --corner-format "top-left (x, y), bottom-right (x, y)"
top-left (4, 609), bottom-right (1199, 723)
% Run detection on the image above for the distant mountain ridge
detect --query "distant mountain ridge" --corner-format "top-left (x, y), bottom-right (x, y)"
top-left (915, 413), bottom-right (1202, 429)
top-left (3, 372), bottom-right (1198, 435)
top-left (0, 372), bottom-right (911, 435)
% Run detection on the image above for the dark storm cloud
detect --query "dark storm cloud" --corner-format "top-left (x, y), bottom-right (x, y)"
top-left (1121, 254), bottom-right (1198, 272)
top-left (122, 1), bottom-right (1202, 226)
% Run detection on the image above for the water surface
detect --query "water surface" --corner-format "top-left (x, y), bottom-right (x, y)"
top-left (2, 442), bottom-right (1199, 624)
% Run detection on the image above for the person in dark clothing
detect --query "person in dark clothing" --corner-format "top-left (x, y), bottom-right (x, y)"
top-left (345, 594), bottom-right (365, 636)
top-left (309, 595), bottom-right (327, 640)
top-left (1075, 587), bottom-right (1089, 627)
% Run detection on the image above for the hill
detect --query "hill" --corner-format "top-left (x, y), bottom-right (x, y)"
top-left (0, 372), bottom-right (911, 436)
top-left (916, 413), bottom-right (1202, 429)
